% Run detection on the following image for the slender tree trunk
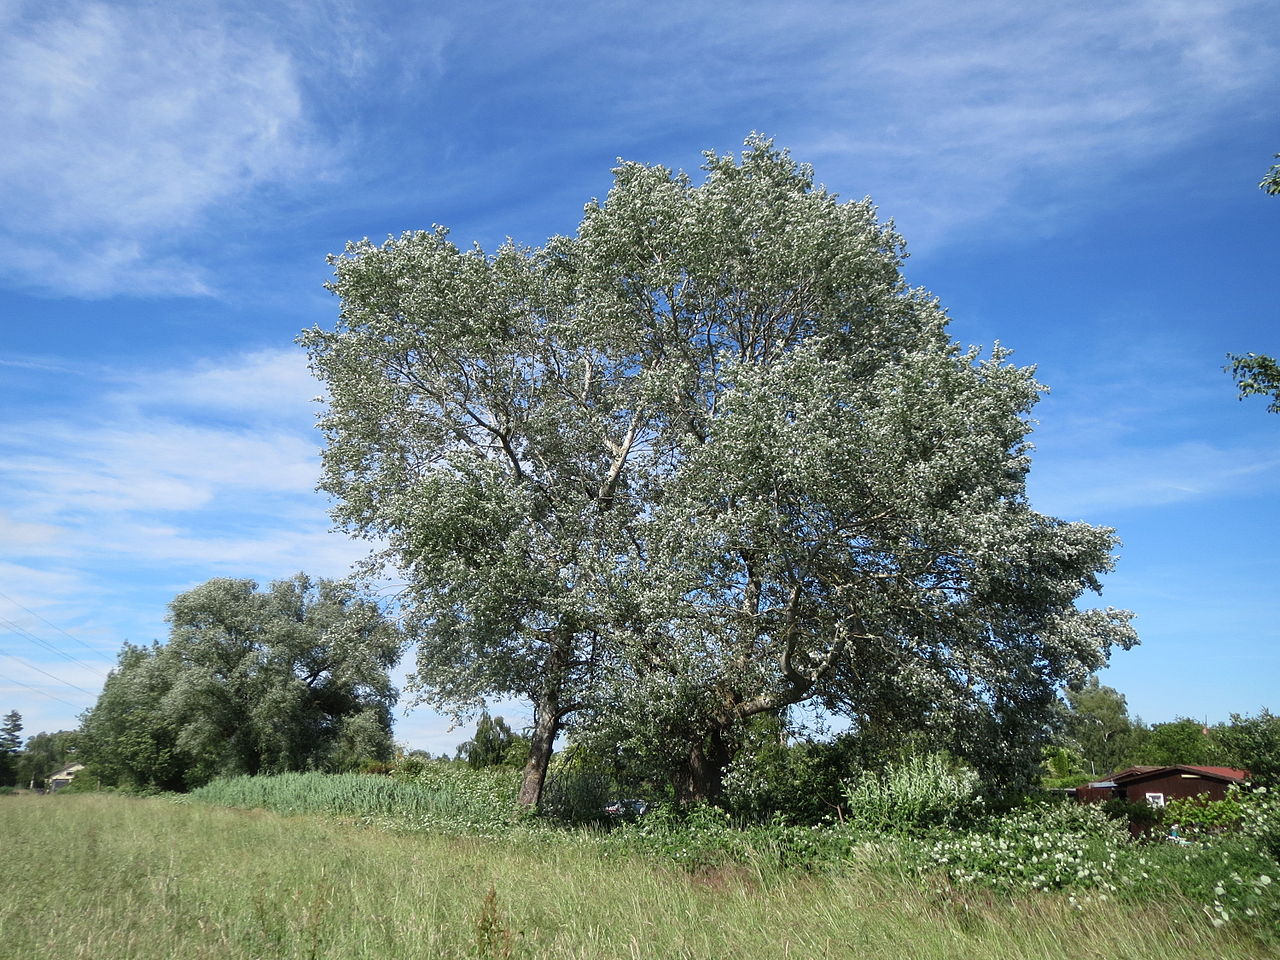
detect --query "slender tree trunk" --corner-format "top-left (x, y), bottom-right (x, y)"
top-left (516, 624), bottom-right (578, 810)
top-left (517, 693), bottom-right (560, 809)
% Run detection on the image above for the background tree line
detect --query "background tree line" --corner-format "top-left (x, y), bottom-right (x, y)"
top-left (53, 574), bottom-right (401, 792)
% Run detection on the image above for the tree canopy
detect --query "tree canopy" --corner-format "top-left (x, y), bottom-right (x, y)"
top-left (79, 574), bottom-right (401, 791)
top-left (1062, 676), bottom-right (1141, 776)
top-left (1223, 155), bottom-right (1280, 414)
top-left (1261, 153), bottom-right (1280, 196)
top-left (455, 712), bottom-right (529, 768)
top-left (1227, 352), bottom-right (1280, 414)
top-left (304, 136), bottom-right (1136, 806)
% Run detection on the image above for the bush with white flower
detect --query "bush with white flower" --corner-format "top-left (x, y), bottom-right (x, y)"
top-left (909, 800), bottom-right (1127, 895)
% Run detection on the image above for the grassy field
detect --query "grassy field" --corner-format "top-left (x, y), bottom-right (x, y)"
top-left (0, 793), bottom-right (1269, 960)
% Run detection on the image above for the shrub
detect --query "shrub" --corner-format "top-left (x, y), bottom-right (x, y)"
top-left (909, 799), bottom-right (1129, 894)
top-left (1162, 791), bottom-right (1245, 838)
top-left (1101, 796), bottom-right (1160, 830)
top-left (723, 735), bottom-right (860, 825)
top-left (1238, 785), bottom-right (1280, 861)
top-left (841, 753), bottom-right (982, 835)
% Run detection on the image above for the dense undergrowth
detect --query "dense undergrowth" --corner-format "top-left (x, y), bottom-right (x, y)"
top-left (181, 761), bottom-right (1280, 950)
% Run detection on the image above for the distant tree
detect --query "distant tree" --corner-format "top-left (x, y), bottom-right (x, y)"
top-left (79, 575), bottom-right (401, 790)
top-left (1217, 709), bottom-right (1280, 787)
top-left (15, 730), bottom-right (78, 790)
top-left (456, 713), bottom-right (529, 768)
top-left (1062, 676), bottom-right (1139, 776)
top-left (1041, 743), bottom-right (1089, 789)
top-left (1133, 717), bottom-right (1228, 768)
top-left (0, 711), bottom-right (22, 786)
top-left (79, 643), bottom-right (186, 791)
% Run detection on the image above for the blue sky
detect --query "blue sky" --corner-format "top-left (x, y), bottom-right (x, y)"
top-left (1, 0), bottom-right (1276, 753)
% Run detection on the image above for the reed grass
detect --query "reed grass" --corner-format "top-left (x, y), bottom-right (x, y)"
top-left (190, 768), bottom-right (516, 828)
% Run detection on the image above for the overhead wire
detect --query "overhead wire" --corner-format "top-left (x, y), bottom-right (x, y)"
top-left (0, 671), bottom-right (84, 710)
top-left (0, 616), bottom-right (110, 680)
top-left (0, 650), bottom-right (100, 698)
top-left (0, 588), bottom-right (112, 660)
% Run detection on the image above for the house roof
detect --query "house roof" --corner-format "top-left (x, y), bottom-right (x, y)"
top-left (1102, 765), bottom-right (1160, 780)
top-left (1110, 764), bottom-right (1249, 784)
top-left (47, 763), bottom-right (84, 780)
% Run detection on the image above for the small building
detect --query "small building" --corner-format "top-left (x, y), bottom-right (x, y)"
top-left (46, 763), bottom-right (85, 791)
top-left (1075, 765), bottom-right (1249, 808)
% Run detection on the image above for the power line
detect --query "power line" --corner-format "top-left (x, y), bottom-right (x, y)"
top-left (0, 617), bottom-right (111, 680)
top-left (0, 671), bottom-right (84, 710)
top-left (0, 589), bottom-right (111, 660)
top-left (0, 651), bottom-right (100, 698)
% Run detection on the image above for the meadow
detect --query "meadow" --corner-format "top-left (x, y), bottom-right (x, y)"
top-left (2, 791), bottom-right (1273, 960)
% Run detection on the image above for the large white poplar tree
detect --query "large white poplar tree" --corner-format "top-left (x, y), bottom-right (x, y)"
top-left (303, 137), bottom-right (1135, 807)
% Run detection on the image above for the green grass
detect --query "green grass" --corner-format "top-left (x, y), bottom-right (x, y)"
top-left (0, 793), bottom-right (1269, 960)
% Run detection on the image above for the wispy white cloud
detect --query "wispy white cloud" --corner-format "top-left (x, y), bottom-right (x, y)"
top-left (0, 348), bottom-right (358, 575)
top-left (0, 346), bottom-right (383, 732)
top-left (0, 512), bottom-right (62, 553)
top-left (1030, 438), bottom-right (1280, 519)
top-left (0, 2), bottom-right (320, 296)
top-left (792, 0), bottom-right (1277, 243)
top-left (3, 0), bottom-right (1274, 296)
top-left (115, 348), bottom-right (322, 423)
top-left (4, 420), bottom-right (318, 514)
top-left (1021, 329), bottom-right (1280, 519)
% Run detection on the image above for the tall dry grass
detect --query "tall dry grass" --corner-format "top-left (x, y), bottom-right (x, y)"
top-left (0, 793), bottom-right (1266, 960)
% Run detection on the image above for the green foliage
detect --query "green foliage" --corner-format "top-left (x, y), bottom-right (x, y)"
top-left (192, 764), bottom-right (520, 831)
top-left (0, 711), bottom-right (21, 787)
top-left (841, 753), bottom-right (983, 835)
top-left (1237, 785), bottom-right (1280, 862)
top-left (1218, 710), bottom-right (1280, 787)
top-left (537, 743), bottom-right (618, 824)
top-left (1102, 796), bottom-right (1161, 828)
top-left (78, 643), bottom-right (188, 791)
top-left (456, 713), bottom-right (529, 769)
top-left (1226, 353), bottom-right (1280, 414)
top-left (305, 135), bottom-right (1136, 808)
top-left (1133, 718), bottom-right (1229, 768)
top-left (723, 724), bottom-right (864, 825)
top-left (79, 574), bottom-right (400, 791)
top-left (906, 797), bottom-right (1279, 946)
top-left (1061, 676), bottom-right (1140, 775)
top-left (1163, 792), bottom-right (1246, 838)
top-left (1261, 153), bottom-right (1280, 195)
top-left (910, 800), bottom-right (1129, 894)
top-left (14, 729), bottom-right (78, 790)
top-left (1041, 744), bottom-right (1089, 789)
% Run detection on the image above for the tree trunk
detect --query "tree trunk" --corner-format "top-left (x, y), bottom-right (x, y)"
top-left (675, 726), bottom-right (734, 805)
top-left (516, 694), bottom-right (560, 810)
